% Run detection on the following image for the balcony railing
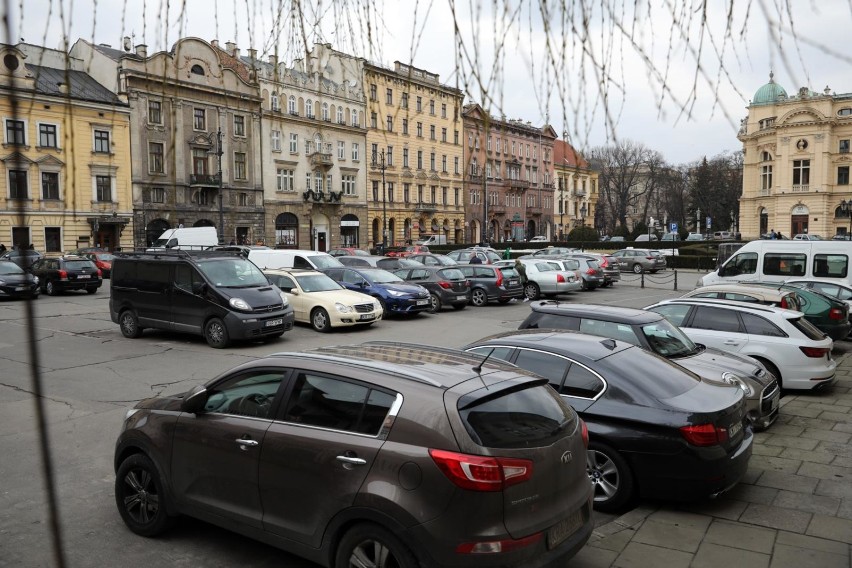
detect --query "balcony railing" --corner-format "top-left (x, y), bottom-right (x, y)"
top-left (792, 184), bottom-right (810, 193)
top-left (758, 188), bottom-right (772, 196)
top-left (414, 202), bottom-right (438, 212)
top-left (574, 189), bottom-right (586, 197)
top-left (490, 204), bottom-right (506, 214)
top-left (190, 173), bottom-right (220, 186)
top-left (527, 205), bottom-right (543, 215)
top-left (309, 152), bottom-right (334, 167)
top-left (508, 179), bottom-right (531, 190)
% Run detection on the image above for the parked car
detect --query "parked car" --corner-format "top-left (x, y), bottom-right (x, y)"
top-left (336, 255), bottom-right (424, 270)
top-left (517, 259), bottom-right (582, 300)
top-left (30, 254), bottom-right (102, 295)
top-left (525, 246), bottom-right (577, 257)
top-left (793, 234), bottom-right (823, 241)
top-left (685, 233), bottom-right (706, 241)
top-left (114, 343), bottom-right (594, 567)
top-left (0, 248), bottom-right (42, 270)
top-left (322, 267), bottom-right (431, 316)
top-left (406, 253), bottom-right (458, 267)
top-left (746, 282), bottom-right (851, 341)
top-left (610, 248), bottom-right (667, 273)
top-left (446, 248), bottom-right (501, 264)
top-left (563, 254), bottom-right (605, 291)
top-left (385, 244), bottom-right (430, 257)
top-left (518, 302), bottom-right (780, 430)
top-left (263, 268), bottom-right (382, 331)
top-left (660, 232), bottom-right (680, 242)
top-left (786, 278), bottom-right (852, 309)
top-left (645, 298), bottom-right (836, 390)
top-left (393, 265), bottom-right (470, 312)
top-left (327, 247), bottom-right (370, 257)
top-left (584, 253), bottom-right (621, 287)
top-left (209, 245), bottom-right (270, 258)
top-left (464, 330), bottom-right (753, 512)
top-left (681, 283), bottom-right (802, 311)
top-left (0, 260), bottom-right (40, 299)
top-left (609, 236), bottom-right (625, 242)
top-left (635, 233), bottom-right (658, 242)
top-left (455, 263), bottom-right (524, 305)
top-left (528, 235), bottom-right (548, 242)
top-left (80, 251), bottom-right (115, 278)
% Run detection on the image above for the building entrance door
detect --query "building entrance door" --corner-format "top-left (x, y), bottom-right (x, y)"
top-left (791, 214), bottom-right (808, 236)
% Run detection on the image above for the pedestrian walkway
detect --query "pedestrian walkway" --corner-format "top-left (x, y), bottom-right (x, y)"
top-left (572, 351), bottom-right (852, 568)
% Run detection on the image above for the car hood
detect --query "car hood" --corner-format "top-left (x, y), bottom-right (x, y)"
top-left (135, 393), bottom-right (184, 412)
top-left (377, 282), bottom-right (429, 297)
top-left (216, 285), bottom-right (284, 309)
top-left (0, 273), bottom-right (37, 285)
top-left (674, 347), bottom-right (771, 387)
top-left (311, 289), bottom-right (378, 305)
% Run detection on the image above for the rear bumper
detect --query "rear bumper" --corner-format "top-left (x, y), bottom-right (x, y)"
top-left (56, 279), bottom-right (102, 291)
top-left (820, 321), bottom-right (851, 341)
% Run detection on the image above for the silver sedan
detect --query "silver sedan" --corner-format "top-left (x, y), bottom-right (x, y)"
top-left (518, 258), bottom-right (582, 300)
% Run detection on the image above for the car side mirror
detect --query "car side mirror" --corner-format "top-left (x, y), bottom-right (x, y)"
top-left (180, 385), bottom-right (208, 414)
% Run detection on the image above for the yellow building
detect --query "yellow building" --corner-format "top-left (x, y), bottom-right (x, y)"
top-left (739, 74), bottom-right (852, 239)
top-left (363, 62), bottom-right (466, 247)
top-left (0, 43), bottom-right (132, 252)
top-left (553, 139), bottom-right (598, 239)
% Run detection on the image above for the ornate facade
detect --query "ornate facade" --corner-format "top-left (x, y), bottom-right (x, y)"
top-left (553, 139), bottom-right (598, 239)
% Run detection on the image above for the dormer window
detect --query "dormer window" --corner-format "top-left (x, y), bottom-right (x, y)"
top-left (190, 64), bottom-right (205, 76)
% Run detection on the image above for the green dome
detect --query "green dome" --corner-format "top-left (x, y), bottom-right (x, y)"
top-left (753, 72), bottom-right (787, 105)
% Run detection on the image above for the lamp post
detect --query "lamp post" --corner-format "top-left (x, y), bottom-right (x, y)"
top-left (580, 203), bottom-right (587, 226)
top-left (371, 149), bottom-right (388, 252)
top-left (558, 177), bottom-right (565, 240)
top-left (213, 128), bottom-right (224, 244)
top-left (842, 200), bottom-right (852, 238)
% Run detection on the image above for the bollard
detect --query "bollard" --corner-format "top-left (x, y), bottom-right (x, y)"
top-left (640, 272), bottom-right (645, 289)
top-left (674, 269), bottom-right (678, 291)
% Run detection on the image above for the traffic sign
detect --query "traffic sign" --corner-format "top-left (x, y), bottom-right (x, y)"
top-left (670, 223), bottom-right (678, 233)
top-left (706, 216), bottom-right (712, 229)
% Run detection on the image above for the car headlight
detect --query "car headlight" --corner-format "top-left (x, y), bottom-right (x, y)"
top-left (229, 297), bottom-right (251, 311)
top-left (335, 302), bottom-right (354, 313)
top-left (0, 279), bottom-right (4, 285)
top-left (387, 289), bottom-right (406, 297)
top-left (374, 301), bottom-right (381, 311)
top-left (722, 372), bottom-right (753, 395)
top-left (33, 276), bottom-right (39, 284)
top-left (278, 291), bottom-right (289, 306)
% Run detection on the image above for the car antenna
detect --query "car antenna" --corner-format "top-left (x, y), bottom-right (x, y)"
top-left (473, 347), bottom-right (496, 377)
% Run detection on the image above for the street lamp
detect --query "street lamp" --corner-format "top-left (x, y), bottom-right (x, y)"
top-left (470, 164), bottom-right (488, 244)
top-left (580, 203), bottom-right (587, 226)
top-left (371, 149), bottom-right (388, 252)
top-left (558, 177), bottom-right (565, 240)
top-left (211, 128), bottom-right (224, 244)
top-left (841, 200), bottom-right (852, 238)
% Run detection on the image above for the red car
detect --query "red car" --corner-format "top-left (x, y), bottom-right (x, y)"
top-left (386, 244), bottom-right (430, 257)
top-left (82, 252), bottom-right (114, 278)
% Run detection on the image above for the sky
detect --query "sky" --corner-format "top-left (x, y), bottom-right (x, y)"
top-left (7, 0), bottom-right (851, 165)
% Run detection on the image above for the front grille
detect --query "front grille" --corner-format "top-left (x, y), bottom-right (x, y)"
top-left (354, 303), bottom-right (374, 313)
top-left (761, 381), bottom-right (780, 412)
top-left (253, 303), bottom-right (283, 313)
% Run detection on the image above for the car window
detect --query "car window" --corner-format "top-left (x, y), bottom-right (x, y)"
top-left (720, 252), bottom-right (757, 277)
top-left (790, 317), bottom-right (828, 341)
top-left (466, 345), bottom-right (515, 364)
top-left (723, 292), bottom-right (761, 303)
top-left (739, 313), bottom-right (786, 337)
top-left (534, 262), bottom-right (555, 272)
top-left (296, 273), bottom-right (342, 292)
top-left (438, 268), bottom-right (465, 280)
top-left (364, 269), bottom-right (404, 283)
top-left (815, 282), bottom-right (852, 300)
top-left (639, 321), bottom-right (696, 357)
top-left (813, 254), bottom-right (848, 278)
top-left (474, 266), bottom-right (495, 278)
top-left (342, 270), bottom-right (366, 286)
top-left (308, 255), bottom-right (343, 269)
top-left (691, 292), bottom-right (721, 299)
top-left (282, 373), bottom-right (395, 435)
top-left (409, 269), bottom-right (429, 280)
top-left (175, 264), bottom-right (202, 293)
top-left (514, 349), bottom-right (570, 390)
top-left (648, 304), bottom-right (691, 327)
top-left (458, 266), bottom-right (475, 277)
top-left (763, 253), bottom-right (807, 277)
top-left (523, 312), bottom-right (580, 330)
top-left (204, 371), bottom-right (287, 419)
top-left (562, 362), bottom-right (606, 398)
top-left (691, 306), bottom-right (743, 333)
top-left (270, 274), bottom-right (296, 292)
top-left (578, 319), bottom-right (639, 345)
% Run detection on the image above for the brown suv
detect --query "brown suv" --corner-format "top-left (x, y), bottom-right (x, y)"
top-left (114, 342), bottom-right (593, 567)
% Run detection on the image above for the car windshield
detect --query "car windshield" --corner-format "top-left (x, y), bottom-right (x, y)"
top-left (0, 262), bottom-right (24, 275)
top-left (362, 269), bottom-right (404, 283)
top-left (198, 259), bottom-right (270, 287)
top-left (311, 255), bottom-right (344, 269)
top-left (295, 273), bottom-right (342, 292)
top-left (65, 260), bottom-right (96, 270)
top-left (639, 320), bottom-right (697, 357)
top-left (94, 253), bottom-right (115, 261)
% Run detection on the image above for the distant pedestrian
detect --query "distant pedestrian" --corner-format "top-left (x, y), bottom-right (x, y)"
top-left (469, 254), bottom-right (483, 264)
top-left (0, 243), bottom-right (5, 253)
top-left (776, 231), bottom-right (783, 239)
top-left (515, 258), bottom-right (529, 301)
top-left (503, 246), bottom-right (511, 260)
top-left (769, 229), bottom-right (776, 240)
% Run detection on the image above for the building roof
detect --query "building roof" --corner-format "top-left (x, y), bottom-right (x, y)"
top-left (752, 72), bottom-right (788, 105)
top-left (554, 138), bottom-right (589, 169)
top-left (25, 64), bottom-right (124, 105)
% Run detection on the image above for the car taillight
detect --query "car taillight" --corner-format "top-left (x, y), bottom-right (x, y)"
top-left (800, 346), bottom-right (829, 358)
top-left (58, 269), bottom-right (68, 280)
top-left (829, 307), bottom-right (845, 321)
top-left (585, 268), bottom-right (596, 275)
top-left (600, 258), bottom-right (609, 268)
top-left (680, 423), bottom-right (728, 446)
top-left (581, 419), bottom-right (589, 448)
top-left (456, 533), bottom-right (542, 554)
top-left (494, 270), bottom-right (503, 287)
top-left (646, 256), bottom-right (655, 260)
top-left (429, 449), bottom-right (533, 492)
top-left (556, 273), bottom-right (566, 283)
top-left (97, 269), bottom-right (103, 277)
top-left (438, 281), bottom-right (452, 289)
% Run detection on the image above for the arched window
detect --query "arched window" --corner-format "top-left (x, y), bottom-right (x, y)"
top-left (351, 108), bottom-right (359, 126)
top-left (337, 106), bottom-right (344, 124)
top-left (314, 134), bottom-right (323, 155)
top-left (190, 64), bottom-right (205, 76)
top-left (275, 212), bottom-right (299, 248)
top-left (271, 92), bottom-right (280, 111)
top-left (306, 99), bottom-right (314, 119)
top-left (322, 102), bottom-right (329, 121)
top-left (288, 95), bottom-right (296, 114)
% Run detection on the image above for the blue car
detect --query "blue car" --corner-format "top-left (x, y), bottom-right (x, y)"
top-left (322, 267), bottom-right (431, 315)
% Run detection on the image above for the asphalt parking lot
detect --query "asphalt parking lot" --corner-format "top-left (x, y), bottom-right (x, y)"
top-left (0, 271), bottom-right (850, 567)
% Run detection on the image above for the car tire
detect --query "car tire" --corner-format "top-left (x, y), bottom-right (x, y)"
top-left (428, 293), bottom-right (442, 313)
top-left (452, 303), bottom-right (466, 310)
top-left (632, 263), bottom-right (644, 274)
top-left (376, 297), bottom-right (388, 316)
top-left (46, 280), bottom-right (58, 296)
top-left (119, 310), bottom-right (144, 339)
top-left (524, 282), bottom-right (541, 301)
top-left (311, 308), bottom-right (331, 332)
top-left (587, 442), bottom-right (635, 513)
top-left (334, 523), bottom-right (418, 568)
top-left (86, 286), bottom-right (98, 294)
top-left (204, 317), bottom-right (231, 348)
top-left (471, 288), bottom-right (488, 307)
top-left (115, 454), bottom-right (176, 537)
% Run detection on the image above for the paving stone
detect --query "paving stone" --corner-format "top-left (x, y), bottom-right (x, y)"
top-left (833, 455), bottom-right (852, 468)
top-left (724, 484), bottom-right (779, 505)
top-left (780, 405), bottom-right (823, 418)
top-left (786, 416), bottom-right (840, 431)
top-left (762, 435), bottom-right (820, 451)
top-left (646, 509), bottom-right (713, 530)
top-left (569, 544), bottom-right (620, 568)
top-left (703, 519), bottom-right (776, 554)
top-left (752, 444), bottom-right (784, 457)
top-left (748, 454), bottom-right (802, 475)
top-left (832, 422), bottom-right (852, 434)
top-left (769, 543), bottom-right (848, 568)
top-left (613, 542), bottom-right (693, 568)
top-left (816, 478), bottom-right (852, 499)
top-left (778, 447), bottom-right (836, 464)
top-left (837, 498), bottom-right (852, 521)
top-left (589, 526), bottom-right (637, 553)
top-left (808, 402), bottom-right (850, 413)
top-left (754, 471), bottom-right (818, 494)
top-left (691, 541), bottom-right (769, 568)
top-left (773, 490), bottom-right (841, 516)
top-left (760, 424), bottom-right (804, 436)
top-left (797, 461), bottom-right (852, 481)
top-left (739, 503), bottom-right (812, 533)
top-left (632, 519), bottom-right (706, 553)
top-left (740, 468), bottom-right (762, 485)
top-left (806, 515), bottom-right (852, 544)
top-left (819, 411), bottom-right (852, 423)
top-left (816, 441), bottom-right (852, 458)
top-left (800, 428), bottom-right (851, 444)
top-left (776, 530), bottom-right (850, 554)
top-left (688, 498), bottom-right (749, 521)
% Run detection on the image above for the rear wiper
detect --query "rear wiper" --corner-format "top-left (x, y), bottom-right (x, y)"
top-left (550, 417), bottom-right (572, 436)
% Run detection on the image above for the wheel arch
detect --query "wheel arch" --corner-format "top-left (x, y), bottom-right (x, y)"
top-left (114, 438), bottom-right (180, 516)
top-left (321, 506), bottom-right (427, 568)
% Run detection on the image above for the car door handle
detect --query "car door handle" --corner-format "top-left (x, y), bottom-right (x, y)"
top-left (336, 455), bottom-right (367, 466)
top-left (723, 340), bottom-right (740, 346)
top-left (236, 438), bottom-right (259, 447)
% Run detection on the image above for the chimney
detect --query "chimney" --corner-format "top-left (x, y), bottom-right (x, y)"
top-left (211, 39), bottom-right (219, 48)
top-left (123, 36), bottom-right (131, 51)
top-left (56, 82), bottom-right (68, 95)
top-left (268, 54), bottom-right (278, 66)
top-left (247, 48), bottom-right (257, 60)
top-left (225, 41), bottom-right (236, 56)
top-left (135, 44), bottom-right (147, 58)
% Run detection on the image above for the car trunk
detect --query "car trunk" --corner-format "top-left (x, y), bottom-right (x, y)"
top-left (661, 381), bottom-right (747, 452)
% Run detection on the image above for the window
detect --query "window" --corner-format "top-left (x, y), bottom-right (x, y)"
top-left (441, 103), bottom-right (447, 118)
top-left (238, 193), bottom-right (248, 206)
top-left (338, 141), bottom-right (345, 160)
top-left (193, 108), bottom-right (206, 130)
top-left (416, 96), bottom-right (422, 112)
top-left (151, 187), bottom-right (165, 203)
top-left (288, 95), bottom-right (297, 114)
top-left (271, 130), bottom-right (281, 151)
top-left (351, 142), bottom-right (360, 161)
top-left (403, 183), bottom-right (410, 202)
top-left (38, 124), bottom-right (57, 148)
top-left (289, 133), bottom-right (298, 153)
top-left (41, 172), bottom-right (59, 199)
top-left (442, 186), bottom-right (448, 204)
top-left (454, 130), bottom-right (459, 145)
top-left (371, 143), bottom-right (379, 164)
top-left (351, 108), bottom-right (359, 127)
top-left (763, 253), bottom-right (807, 277)
top-left (322, 103), bottom-right (329, 121)
top-left (402, 119), bottom-right (408, 135)
top-left (840, 139), bottom-right (850, 153)
top-left (306, 100), bottom-right (314, 119)
top-left (513, 349), bottom-right (569, 391)
top-left (441, 155), bottom-right (447, 172)
top-left (793, 159), bottom-right (810, 186)
top-left (370, 84), bottom-right (377, 100)
top-left (387, 182), bottom-right (394, 203)
top-left (454, 157), bottom-right (459, 174)
top-left (9, 170), bottom-right (28, 199)
top-left (148, 100), bottom-right (162, 124)
top-left (342, 174), bottom-right (356, 195)
top-left (431, 186), bottom-right (437, 203)
top-left (430, 125), bottom-right (435, 140)
top-left (454, 187), bottom-right (459, 205)
top-left (691, 306), bottom-right (742, 333)
top-left (719, 252), bottom-right (757, 277)
top-left (270, 92), bottom-right (280, 111)
top-left (740, 313), bottom-right (785, 337)
top-left (403, 148), bottom-right (409, 168)
top-left (761, 164), bottom-right (773, 191)
top-left (192, 148), bottom-right (208, 174)
top-left (372, 181), bottom-right (379, 202)
top-left (276, 168), bottom-right (294, 192)
top-left (429, 100), bottom-right (435, 115)
top-left (401, 93), bottom-right (409, 108)
top-left (430, 152), bottom-right (436, 171)
top-left (149, 142), bottom-right (164, 173)
top-left (337, 106), bottom-right (344, 124)
top-left (283, 373), bottom-right (395, 435)
top-left (93, 129), bottom-right (110, 153)
top-left (204, 371), bottom-right (286, 419)
top-left (417, 150), bottom-right (423, 169)
top-left (44, 227), bottom-right (61, 252)
top-left (386, 146), bottom-right (394, 166)
top-left (95, 175), bottom-right (112, 202)
top-left (441, 127), bottom-right (447, 143)
top-left (370, 112), bottom-right (377, 129)
top-left (839, 166), bottom-right (850, 185)
top-left (234, 115), bottom-right (246, 137)
top-left (234, 153), bottom-right (247, 180)
top-left (386, 115), bottom-right (393, 132)
top-left (190, 64), bottom-right (205, 76)
top-left (417, 184), bottom-right (424, 203)
top-left (5, 119), bottom-right (25, 145)
top-left (813, 254), bottom-right (848, 278)
top-left (416, 122), bottom-right (423, 137)
top-left (386, 88), bottom-right (393, 105)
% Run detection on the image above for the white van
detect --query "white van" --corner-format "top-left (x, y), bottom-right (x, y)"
top-left (150, 227), bottom-right (218, 250)
top-left (247, 249), bottom-right (343, 271)
top-left (417, 234), bottom-right (447, 246)
top-left (700, 240), bottom-right (852, 287)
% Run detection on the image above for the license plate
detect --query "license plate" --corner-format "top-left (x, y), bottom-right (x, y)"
top-left (729, 421), bottom-right (743, 438)
top-left (265, 318), bottom-right (283, 327)
top-left (509, 279), bottom-right (518, 285)
top-left (547, 508), bottom-right (584, 550)
top-left (457, 295), bottom-right (467, 301)
top-left (77, 274), bottom-right (91, 279)
top-left (359, 314), bottom-right (376, 321)
top-left (416, 299), bottom-right (429, 305)
top-left (15, 286), bottom-right (26, 291)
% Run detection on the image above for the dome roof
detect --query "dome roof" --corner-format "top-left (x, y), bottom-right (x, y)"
top-left (752, 72), bottom-right (787, 105)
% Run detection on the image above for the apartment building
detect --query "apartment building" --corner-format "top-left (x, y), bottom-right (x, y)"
top-left (554, 139), bottom-right (598, 239)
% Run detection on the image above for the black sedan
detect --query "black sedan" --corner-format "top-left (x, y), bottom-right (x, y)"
top-left (30, 255), bottom-right (103, 295)
top-left (464, 330), bottom-right (753, 512)
top-left (392, 265), bottom-right (469, 312)
top-left (0, 260), bottom-right (40, 299)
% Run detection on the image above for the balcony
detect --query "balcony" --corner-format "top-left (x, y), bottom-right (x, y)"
top-left (542, 182), bottom-right (555, 190)
top-left (309, 152), bottom-right (334, 168)
top-left (508, 179), bottom-right (531, 190)
top-left (527, 205), bottom-right (543, 216)
top-left (190, 173), bottom-right (220, 186)
top-left (758, 188), bottom-right (772, 196)
top-left (414, 202), bottom-right (438, 213)
top-left (574, 189), bottom-right (586, 197)
top-left (489, 204), bottom-right (506, 214)
top-left (792, 184), bottom-right (810, 193)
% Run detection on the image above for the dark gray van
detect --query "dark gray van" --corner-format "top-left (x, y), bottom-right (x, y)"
top-left (110, 250), bottom-right (294, 348)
